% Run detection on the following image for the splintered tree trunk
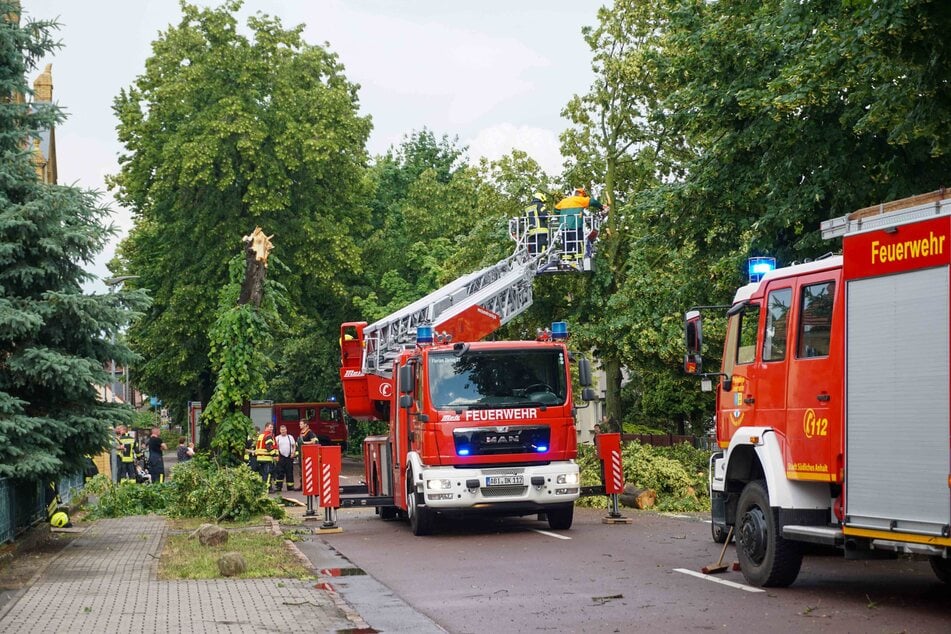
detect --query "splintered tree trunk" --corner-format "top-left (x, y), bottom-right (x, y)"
top-left (238, 242), bottom-right (266, 307)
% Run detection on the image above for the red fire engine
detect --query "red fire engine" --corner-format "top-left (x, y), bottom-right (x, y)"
top-left (339, 215), bottom-right (597, 535)
top-left (684, 190), bottom-right (951, 587)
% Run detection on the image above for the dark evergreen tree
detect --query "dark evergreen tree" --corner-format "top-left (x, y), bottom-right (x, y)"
top-left (0, 3), bottom-right (147, 479)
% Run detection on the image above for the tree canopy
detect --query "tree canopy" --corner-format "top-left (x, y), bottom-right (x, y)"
top-left (110, 1), bottom-right (372, 415)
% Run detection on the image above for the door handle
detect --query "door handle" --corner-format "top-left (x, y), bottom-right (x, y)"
top-left (816, 394), bottom-right (830, 402)
top-left (743, 397), bottom-right (755, 405)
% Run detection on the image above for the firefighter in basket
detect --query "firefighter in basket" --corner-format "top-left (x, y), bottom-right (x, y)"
top-left (524, 192), bottom-right (549, 256)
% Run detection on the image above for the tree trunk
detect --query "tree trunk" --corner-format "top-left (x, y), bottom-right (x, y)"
top-left (603, 357), bottom-right (623, 431)
top-left (619, 483), bottom-right (656, 509)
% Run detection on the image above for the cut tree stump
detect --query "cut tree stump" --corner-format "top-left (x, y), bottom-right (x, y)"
top-left (619, 484), bottom-right (656, 509)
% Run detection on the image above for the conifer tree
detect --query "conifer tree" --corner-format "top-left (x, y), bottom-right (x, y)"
top-left (0, 2), bottom-right (147, 480)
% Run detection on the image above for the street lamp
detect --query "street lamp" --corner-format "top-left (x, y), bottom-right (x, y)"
top-left (104, 275), bottom-right (140, 404)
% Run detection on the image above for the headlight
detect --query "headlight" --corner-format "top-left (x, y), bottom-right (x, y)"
top-left (556, 473), bottom-right (579, 485)
top-left (427, 479), bottom-right (452, 490)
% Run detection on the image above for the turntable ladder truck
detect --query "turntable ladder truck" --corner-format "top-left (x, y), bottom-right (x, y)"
top-left (340, 217), bottom-right (597, 535)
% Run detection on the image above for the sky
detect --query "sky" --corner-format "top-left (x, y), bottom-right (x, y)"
top-left (24, 1), bottom-right (600, 292)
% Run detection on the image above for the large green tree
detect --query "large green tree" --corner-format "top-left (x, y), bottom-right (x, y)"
top-left (0, 3), bottom-right (146, 479)
top-left (562, 0), bottom-right (951, 433)
top-left (110, 1), bottom-right (371, 416)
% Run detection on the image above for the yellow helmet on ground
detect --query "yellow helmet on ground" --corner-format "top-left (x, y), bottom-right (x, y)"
top-left (50, 511), bottom-right (70, 528)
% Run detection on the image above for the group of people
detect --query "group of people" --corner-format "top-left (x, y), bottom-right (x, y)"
top-left (523, 187), bottom-right (605, 259)
top-left (245, 420), bottom-right (319, 493)
top-left (113, 425), bottom-right (169, 484)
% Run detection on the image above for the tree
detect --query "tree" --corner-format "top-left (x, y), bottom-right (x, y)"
top-left (201, 230), bottom-right (286, 458)
top-left (560, 0), bottom-right (675, 431)
top-left (0, 3), bottom-right (147, 480)
top-left (110, 1), bottom-right (371, 416)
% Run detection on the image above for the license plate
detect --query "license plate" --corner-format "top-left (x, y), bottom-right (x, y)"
top-left (485, 475), bottom-right (524, 486)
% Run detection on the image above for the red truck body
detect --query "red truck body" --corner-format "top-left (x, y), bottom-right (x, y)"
top-left (248, 401), bottom-right (347, 448)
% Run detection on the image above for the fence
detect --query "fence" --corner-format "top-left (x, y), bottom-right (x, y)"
top-left (0, 472), bottom-right (84, 545)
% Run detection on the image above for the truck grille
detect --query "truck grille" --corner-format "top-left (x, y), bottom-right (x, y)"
top-left (481, 485), bottom-right (527, 498)
top-left (453, 425), bottom-right (551, 456)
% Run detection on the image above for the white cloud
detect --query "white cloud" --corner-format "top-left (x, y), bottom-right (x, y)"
top-left (466, 123), bottom-right (564, 176)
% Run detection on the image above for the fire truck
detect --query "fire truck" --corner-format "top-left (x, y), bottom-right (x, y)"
top-left (339, 209), bottom-right (598, 535)
top-left (684, 190), bottom-right (951, 586)
top-left (246, 400), bottom-right (347, 449)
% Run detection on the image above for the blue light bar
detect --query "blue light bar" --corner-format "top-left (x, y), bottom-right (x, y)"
top-left (535, 445), bottom-right (548, 453)
top-left (748, 257), bottom-right (776, 283)
top-left (458, 447), bottom-right (471, 456)
top-left (551, 321), bottom-right (568, 340)
top-left (417, 325), bottom-right (434, 344)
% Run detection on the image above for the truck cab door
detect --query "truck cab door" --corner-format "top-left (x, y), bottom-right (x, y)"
top-left (784, 274), bottom-right (842, 483)
top-left (717, 301), bottom-right (761, 447)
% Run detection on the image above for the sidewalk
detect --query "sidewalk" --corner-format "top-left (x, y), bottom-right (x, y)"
top-left (0, 516), bottom-right (361, 633)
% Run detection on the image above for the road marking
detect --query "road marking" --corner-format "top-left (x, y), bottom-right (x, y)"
top-left (531, 529), bottom-right (572, 540)
top-left (673, 568), bottom-right (765, 593)
top-left (661, 513), bottom-right (690, 519)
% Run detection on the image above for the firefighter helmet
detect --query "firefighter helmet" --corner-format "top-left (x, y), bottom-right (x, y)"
top-left (50, 511), bottom-right (70, 528)
top-left (574, 187), bottom-right (587, 197)
top-left (532, 191), bottom-right (547, 203)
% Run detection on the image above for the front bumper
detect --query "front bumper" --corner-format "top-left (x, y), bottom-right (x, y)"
top-left (418, 462), bottom-right (580, 512)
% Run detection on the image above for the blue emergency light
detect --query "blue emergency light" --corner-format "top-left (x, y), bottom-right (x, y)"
top-left (416, 325), bottom-right (434, 344)
top-left (747, 257), bottom-right (776, 283)
top-left (457, 447), bottom-right (471, 456)
top-left (535, 445), bottom-right (548, 453)
top-left (551, 321), bottom-right (568, 340)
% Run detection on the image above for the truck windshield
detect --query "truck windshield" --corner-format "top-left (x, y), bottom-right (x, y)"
top-left (428, 348), bottom-right (568, 409)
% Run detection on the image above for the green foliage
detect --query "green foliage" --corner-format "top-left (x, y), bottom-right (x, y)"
top-left (165, 458), bottom-right (284, 522)
top-left (201, 251), bottom-right (287, 457)
top-left (111, 0), bottom-right (371, 415)
top-left (84, 475), bottom-right (170, 518)
top-left (0, 3), bottom-right (149, 480)
top-left (84, 458), bottom-right (284, 522)
top-left (577, 442), bottom-right (710, 512)
top-left (561, 0), bottom-right (951, 433)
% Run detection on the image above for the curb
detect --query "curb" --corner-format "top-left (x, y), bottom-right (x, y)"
top-left (267, 515), bottom-right (372, 632)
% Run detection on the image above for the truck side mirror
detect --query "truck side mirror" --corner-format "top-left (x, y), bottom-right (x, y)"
top-left (684, 310), bottom-right (702, 354)
top-left (398, 364), bottom-right (414, 394)
top-left (578, 357), bottom-right (592, 387)
top-left (581, 387), bottom-right (597, 402)
top-left (399, 394), bottom-right (413, 409)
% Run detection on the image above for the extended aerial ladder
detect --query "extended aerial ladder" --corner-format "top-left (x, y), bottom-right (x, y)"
top-left (341, 207), bottom-right (602, 417)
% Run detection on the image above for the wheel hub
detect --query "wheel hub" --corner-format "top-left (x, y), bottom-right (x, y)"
top-left (739, 506), bottom-right (768, 564)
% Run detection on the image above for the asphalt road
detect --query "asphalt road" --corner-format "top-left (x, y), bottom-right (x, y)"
top-left (306, 502), bottom-right (951, 634)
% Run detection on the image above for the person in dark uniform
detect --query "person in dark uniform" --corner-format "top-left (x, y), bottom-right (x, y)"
top-left (116, 425), bottom-right (138, 481)
top-left (297, 420), bottom-right (318, 490)
top-left (524, 192), bottom-right (549, 256)
top-left (146, 427), bottom-right (167, 484)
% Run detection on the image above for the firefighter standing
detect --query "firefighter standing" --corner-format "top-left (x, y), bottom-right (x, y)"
top-left (116, 425), bottom-right (137, 481)
top-left (273, 424), bottom-right (297, 492)
top-left (244, 426), bottom-right (259, 472)
top-left (255, 422), bottom-right (277, 490)
top-left (524, 192), bottom-right (549, 256)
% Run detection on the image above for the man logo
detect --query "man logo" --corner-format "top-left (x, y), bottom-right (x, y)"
top-left (380, 383), bottom-right (393, 398)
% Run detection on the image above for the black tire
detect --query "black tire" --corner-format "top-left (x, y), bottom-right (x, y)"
top-left (930, 556), bottom-right (951, 584)
top-left (735, 480), bottom-right (803, 587)
top-left (711, 520), bottom-right (731, 544)
top-left (546, 504), bottom-right (574, 530)
top-left (407, 470), bottom-right (434, 536)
